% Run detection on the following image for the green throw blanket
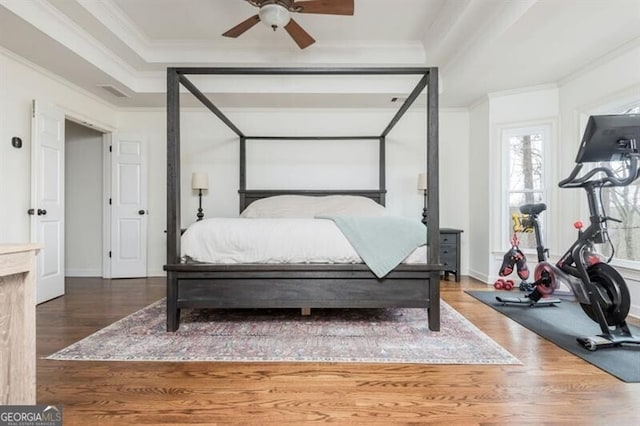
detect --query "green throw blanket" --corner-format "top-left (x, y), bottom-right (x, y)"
top-left (319, 216), bottom-right (427, 278)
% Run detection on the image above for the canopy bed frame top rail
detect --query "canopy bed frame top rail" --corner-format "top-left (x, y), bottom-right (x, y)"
top-left (165, 66), bottom-right (441, 332)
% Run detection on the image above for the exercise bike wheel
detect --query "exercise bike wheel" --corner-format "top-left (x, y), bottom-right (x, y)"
top-left (580, 263), bottom-right (630, 326)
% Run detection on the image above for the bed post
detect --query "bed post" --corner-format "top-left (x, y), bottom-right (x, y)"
top-left (427, 67), bottom-right (440, 331)
top-left (166, 67), bottom-right (181, 331)
top-left (239, 136), bottom-right (246, 212)
top-left (379, 136), bottom-right (386, 206)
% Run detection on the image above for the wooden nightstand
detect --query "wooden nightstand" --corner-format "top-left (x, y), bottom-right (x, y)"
top-left (440, 228), bottom-right (463, 282)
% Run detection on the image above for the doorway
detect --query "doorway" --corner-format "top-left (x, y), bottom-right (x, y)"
top-left (65, 120), bottom-right (104, 277)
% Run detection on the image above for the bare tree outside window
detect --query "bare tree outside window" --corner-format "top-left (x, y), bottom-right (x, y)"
top-left (506, 129), bottom-right (546, 250)
top-left (600, 106), bottom-right (640, 263)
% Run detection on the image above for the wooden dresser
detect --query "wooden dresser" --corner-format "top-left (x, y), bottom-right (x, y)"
top-left (0, 243), bottom-right (41, 404)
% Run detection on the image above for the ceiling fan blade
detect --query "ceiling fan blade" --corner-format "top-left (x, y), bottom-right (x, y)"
top-left (292, 0), bottom-right (354, 15)
top-left (222, 14), bottom-right (261, 38)
top-left (284, 18), bottom-right (315, 49)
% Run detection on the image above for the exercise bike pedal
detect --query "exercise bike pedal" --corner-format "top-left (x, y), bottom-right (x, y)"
top-left (495, 295), bottom-right (561, 306)
top-left (577, 336), bottom-right (615, 351)
top-left (577, 333), bottom-right (640, 351)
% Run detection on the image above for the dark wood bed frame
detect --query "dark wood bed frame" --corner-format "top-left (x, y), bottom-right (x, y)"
top-left (165, 67), bottom-right (442, 332)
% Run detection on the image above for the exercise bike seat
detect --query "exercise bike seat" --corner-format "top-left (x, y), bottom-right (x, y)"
top-left (520, 203), bottom-right (547, 216)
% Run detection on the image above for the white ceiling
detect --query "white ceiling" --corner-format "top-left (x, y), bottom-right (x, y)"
top-left (0, 0), bottom-right (638, 109)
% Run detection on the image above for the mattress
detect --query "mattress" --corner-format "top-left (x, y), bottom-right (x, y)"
top-left (181, 217), bottom-right (427, 265)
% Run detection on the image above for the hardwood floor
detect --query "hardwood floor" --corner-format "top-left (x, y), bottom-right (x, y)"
top-left (37, 277), bottom-right (640, 425)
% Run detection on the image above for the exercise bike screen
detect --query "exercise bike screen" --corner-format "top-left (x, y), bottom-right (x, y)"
top-left (576, 114), bottom-right (640, 163)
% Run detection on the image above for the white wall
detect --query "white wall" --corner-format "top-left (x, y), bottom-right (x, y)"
top-left (117, 107), bottom-right (470, 276)
top-left (0, 49), bottom-right (116, 244)
top-left (439, 109), bottom-right (470, 274)
top-left (65, 120), bottom-right (103, 276)
top-left (468, 100), bottom-right (490, 281)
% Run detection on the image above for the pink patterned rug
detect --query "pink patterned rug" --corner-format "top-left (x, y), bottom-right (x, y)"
top-left (47, 299), bottom-right (519, 364)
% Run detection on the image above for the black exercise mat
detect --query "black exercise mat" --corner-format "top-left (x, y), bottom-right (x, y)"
top-left (466, 290), bottom-right (640, 382)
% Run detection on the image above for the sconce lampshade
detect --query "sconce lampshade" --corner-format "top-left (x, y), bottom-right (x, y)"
top-left (259, 4), bottom-right (291, 28)
top-left (417, 173), bottom-right (427, 191)
top-left (191, 172), bottom-right (209, 190)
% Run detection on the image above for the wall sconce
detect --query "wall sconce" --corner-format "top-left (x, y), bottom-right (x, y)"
top-left (191, 172), bottom-right (209, 221)
top-left (417, 173), bottom-right (427, 225)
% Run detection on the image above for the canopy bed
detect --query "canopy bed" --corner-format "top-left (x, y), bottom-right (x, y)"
top-left (165, 67), bottom-right (442, 332)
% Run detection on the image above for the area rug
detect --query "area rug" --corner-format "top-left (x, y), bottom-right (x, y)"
top-left (467, 290), bottom-right (640, 382)
top-left (47, 299), bottom-right (519, 364)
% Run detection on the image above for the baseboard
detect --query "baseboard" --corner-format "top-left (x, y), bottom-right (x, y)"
top-left (148, 270), bottom-right (166, 277)
top-left (65, 269), bottom-right (102, 277)
top-left (468, 268), bottom-right (490, 284)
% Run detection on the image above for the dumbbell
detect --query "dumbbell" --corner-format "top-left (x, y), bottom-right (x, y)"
top-left (493, 279), bottom-right (514, 290)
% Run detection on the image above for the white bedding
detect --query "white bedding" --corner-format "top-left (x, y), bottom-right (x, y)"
top-left (181, 217), bottom-right (427, 265)
top-left (240, 195), bottom-right (388, 218)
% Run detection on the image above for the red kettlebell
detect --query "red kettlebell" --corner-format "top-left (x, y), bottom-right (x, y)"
top-left (503, 279), bottom-right (514, 291)
top-left (494, 279), bottom-right (506, 290)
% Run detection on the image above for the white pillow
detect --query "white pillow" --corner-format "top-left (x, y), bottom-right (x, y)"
top-left (240, 195), bottom-right (387, 218)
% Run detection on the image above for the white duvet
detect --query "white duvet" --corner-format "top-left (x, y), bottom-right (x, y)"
top-left (181, 218), bottom-right (427, 265)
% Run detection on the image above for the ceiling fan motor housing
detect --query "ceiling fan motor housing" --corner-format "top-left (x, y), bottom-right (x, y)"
top-left (259, 3), bottom-right (291, 29)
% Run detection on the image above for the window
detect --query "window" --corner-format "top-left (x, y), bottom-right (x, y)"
top-left (599, 104), bottom-right (640, 265)
top-left (502, 125), bottom-right (549, 250)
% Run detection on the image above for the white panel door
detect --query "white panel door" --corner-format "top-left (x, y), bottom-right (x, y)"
top-left (30, 101), bottom-right (65, 304)
top-left (111, 134), bottom-right (148, 278)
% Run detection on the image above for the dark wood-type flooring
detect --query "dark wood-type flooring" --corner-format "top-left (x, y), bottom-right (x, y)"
top-left (36, 277), bottom-right (640, 425)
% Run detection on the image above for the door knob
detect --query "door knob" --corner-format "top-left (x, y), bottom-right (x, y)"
top-left (138, 210), bottom-right (146, 215)
top-left (28, 208), bottom-right (35, 215)
top-left (37, 209), bottom-right (47, 216)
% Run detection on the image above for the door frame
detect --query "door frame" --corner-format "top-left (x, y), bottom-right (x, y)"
top-left (57, 114), bottom-right (115, 279)
top-left (102, 132), bottom-right (113, 278)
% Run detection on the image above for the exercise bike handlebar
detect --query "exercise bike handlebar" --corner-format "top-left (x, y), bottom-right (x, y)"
top-left (558, 153), bottom-right (640, 188)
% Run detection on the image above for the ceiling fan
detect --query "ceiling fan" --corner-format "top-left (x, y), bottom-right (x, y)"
top-left (222, 0), bottom-right (354, 49)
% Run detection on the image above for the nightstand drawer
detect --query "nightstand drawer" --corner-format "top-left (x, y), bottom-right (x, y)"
top-left (440, 247), bottom-right (457, 260)
top-left (440, 234), bottom-right (456, 245)
top-left (440, 251), bottom-right (457, 268)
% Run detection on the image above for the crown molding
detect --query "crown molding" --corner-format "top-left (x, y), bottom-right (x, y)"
top-left (558, 36), bottom-right (640, 87)
top-left (487, 83), bottom-right (558, 99)
top-left (76, 0), bottom-right (152, 57)
top-left (442, 0), bottom-right (538, 75)
top-left (2, 0), bottom-right (142, 90)
top-left (144, 41), bottom-right (426, 65)
top-left (441, 107), bottom-right (469, 114)
top-left (0, 46), bottom-right (118, 113)
top-left (468, 95), bottom-right (489, 111)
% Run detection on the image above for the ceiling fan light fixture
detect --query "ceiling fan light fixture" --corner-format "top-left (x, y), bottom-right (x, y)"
top-left (259, 4), bottom-right (290, 29)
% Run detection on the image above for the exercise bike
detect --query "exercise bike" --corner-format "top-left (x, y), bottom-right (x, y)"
top-left (496, 205), bottom-right (562, 307)
top-left (498, 114), bottom-right (640, 351)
